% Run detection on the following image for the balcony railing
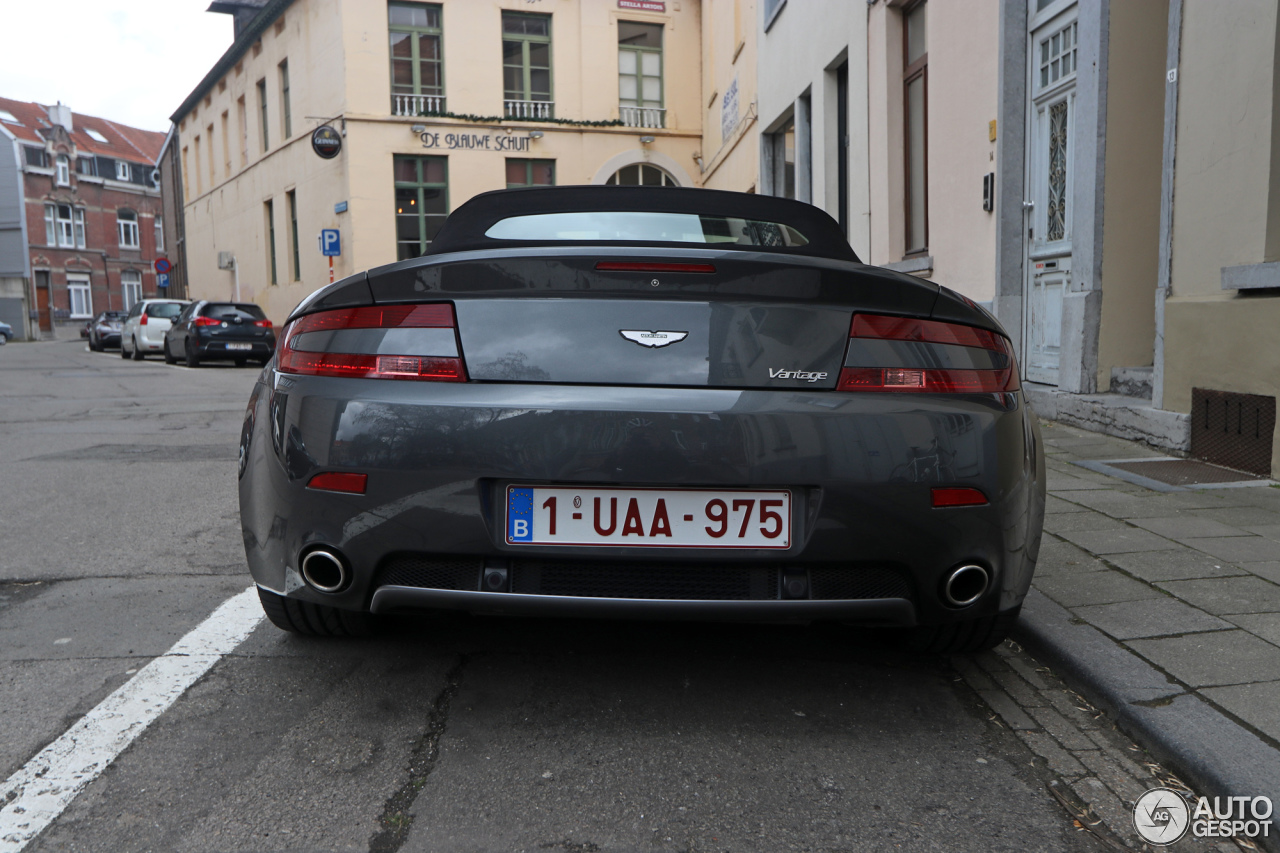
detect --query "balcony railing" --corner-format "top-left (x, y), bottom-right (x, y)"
top-left (505, 99), bottom-right (555, 120)
top-left (620, 106), bottom-right (666, 129)
top-left (393, 94), bottom-right (445, 117)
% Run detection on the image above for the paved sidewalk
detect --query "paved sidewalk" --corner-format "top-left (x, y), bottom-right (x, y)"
top-left (1012, 419), bottom-right (1280, 841)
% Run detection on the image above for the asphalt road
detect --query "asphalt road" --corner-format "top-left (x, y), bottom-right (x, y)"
top-left (0, 341), bottom-right (1103, 852)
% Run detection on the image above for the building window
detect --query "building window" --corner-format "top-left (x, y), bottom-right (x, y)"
top-left (394, 155), bottom-right (448, 260)
top-left (221, 111), bottom-right (231, 177)
top-left (237, 96), bottom-right (249, 167)
top-left (1039, 20), bottom-right (1078, 90)
top-left (767, 117), bottom-right (797, 198)
top-left (73, 207), bottom-right (86, 249)
top-left (903, 0), bottom-right (928, 254)
top-left (279, 60), bottom-right (292, 139)
top-left (389, 2), bottom-right (444, 115)
top-left (43, 204), bottom-right (55, 245)
top-left (502, 12), bottom-right (553, 118)
top-left (118, 210), bottom-right (140, 248)
top-left (182, 146), bottom-right (190, 203)
top-left (77, 156), bottom-right (96, 176)
top-left (193, 135), bottom-right (202, 194)
top-left (287, 190), bottom-right (300, 281)
top-left (155, 216), bottom-right (165, 252)
top-left (618, 21), bottom-right (663, 128)
top-left (68, 278), bottom-right (91, 319)
top-left (115, 160), bottom-right (131, 181)
top-left (56, 155), bottom-right (70, 185)
top-left (207, 124), bottom-right (216, 185)
top-left (763, 0), bottom-right (786, 30)
top-left (605, 163), bottom-right (677, 186)
top-left (121, 270), bottom-right (142, 310)
top-left (56, 204), bottom-right (75, 247)
top-left (506, 158), bottom-right (555, 188)
top-left (257, 79), bottom-right (269, 151)
top-left (25, 147), bottom-right (47, 169)
top-left (266, 199), bottom-right (278, 285)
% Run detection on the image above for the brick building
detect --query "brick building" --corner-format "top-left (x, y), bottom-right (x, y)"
top-left (0, 97), bottom-right (167, 338)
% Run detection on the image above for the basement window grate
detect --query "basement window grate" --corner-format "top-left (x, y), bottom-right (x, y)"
top-left (1190, 388), bottom-right (1276, 477)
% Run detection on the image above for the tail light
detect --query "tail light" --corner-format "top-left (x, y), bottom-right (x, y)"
top-left (278, 303), bottom-right (466, 382)
top-left (837, 314), bottom-right (1020, 393)
top-left (194, 316), bottom-right (221, 327)
top-left (139, 313), bottom-right (148, 326)
top-left (254, 319), bottom-right (273, 328)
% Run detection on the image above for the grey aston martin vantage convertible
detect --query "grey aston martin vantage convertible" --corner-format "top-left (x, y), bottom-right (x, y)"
top-left (238, 186), bottom-right (1045, 652)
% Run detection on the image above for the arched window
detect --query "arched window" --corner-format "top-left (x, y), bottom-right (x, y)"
top-left (121, 270), bottom-right (142, 310)
top-left (55, 154), bottom-right (70, 186)
top-left (117, 210), bottom-right (139, 248)
top-left (605, 163), bottom-right (677, 187)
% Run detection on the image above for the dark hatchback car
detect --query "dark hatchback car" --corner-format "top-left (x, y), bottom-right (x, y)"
top-left (239, 187), bottom-right (1045, 653)
top-left (87, 311), bottom-right (126, 351)
top-left (165, 301), bottom-right (275, 367)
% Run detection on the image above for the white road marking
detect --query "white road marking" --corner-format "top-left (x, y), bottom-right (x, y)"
top-left (0, 585), bottom-right (263, 852)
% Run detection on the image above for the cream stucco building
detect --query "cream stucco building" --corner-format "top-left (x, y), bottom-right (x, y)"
top-left (173, 0), bottom-right (716, 323)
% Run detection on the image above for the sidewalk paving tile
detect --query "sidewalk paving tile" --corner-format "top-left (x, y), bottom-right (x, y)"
top-left (1191, 505), bottom-right (1280, 526)
top-left (1242, 562), bottom-right (1280, 585)
top-left (1243, 523), bottom-right (1280, 541)
top-left (1045, 494), bottom-right (1091, 514)
top-left (1046, 474), bottom-right (1106, 492)
top-left (1200, 681), bottom-right (1280, 740)
top-left (1057, 490), bottom-right (1168, 519)
top-left (1043, 512), bottom-right (1126, 535)
top-left (1157, 576), bottom-right (1280, 615)
top-left (1073, 598), bottom-right (1233, 640)
top-left (1180, 536), bottom-right (1280, 564)
top-left (1128, 516), bottom-right (1254, 540)
top-left (1227, 613), bottom-right (1280, 648)
top-left (1057, 527), bottom-right (1179, 555)
top-left (1034, 570), bottom-right (1163, 608)
top-left (1127, 630), bottom-right (1280, 687)
top-left (1104, 548), bottom-right (1247, 583)
top-left (1161, 492), bottom-right (1262, 512)
top-left (1036, 539), bottom-right (1111, 573)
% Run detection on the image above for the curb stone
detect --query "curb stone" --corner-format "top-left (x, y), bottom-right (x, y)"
top-left (1014, 589), bottom-right (1280, 851)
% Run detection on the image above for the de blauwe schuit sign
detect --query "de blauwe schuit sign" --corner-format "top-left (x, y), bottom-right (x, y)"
top-left (420, 131), bottom-right (533, 152)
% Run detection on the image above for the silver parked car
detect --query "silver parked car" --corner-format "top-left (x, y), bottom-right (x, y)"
top-left (120, 299), bottom-right (188, 360)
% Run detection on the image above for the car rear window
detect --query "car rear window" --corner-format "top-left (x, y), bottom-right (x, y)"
top-left (145, 303), bottom-right (184, 319)
top-left (484, 211), bottom-right (809, 248)
top-left (201, 303), bottom-right (266, 321)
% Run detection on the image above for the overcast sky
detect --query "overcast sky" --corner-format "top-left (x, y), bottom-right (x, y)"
top-left (1, 1), bottom-right (235, 132)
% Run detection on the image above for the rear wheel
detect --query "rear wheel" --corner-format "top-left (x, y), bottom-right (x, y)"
top-left (905, 606), bottom-right (1021, 655)
top-left (120, 340), bottom-right (129, 359)
top-left (89, 336), bottom-right (101, 352)
top-left (131, 337), bottom-right (143, 360)
top-left (163, 340), bottom-right (176, 364)
top-left (257, 588), bottom-right (374, 637)
top-left (185, 343), bottom-right (200, 368)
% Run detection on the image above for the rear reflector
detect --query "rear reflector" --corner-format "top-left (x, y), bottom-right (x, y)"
top-left (278, 302), bottom-right (466, 382)
top-left (838, 313), bottom-right (1019, 394)
top-left (931, 487), bottom-right (989, 508)
top-left (307, 472), bottom-right (368, 494)
top-left (595, 262), bottom-right (716, 273)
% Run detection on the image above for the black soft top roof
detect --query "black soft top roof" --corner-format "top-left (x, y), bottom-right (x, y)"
top-left (424, 185), bottom-right (860, 262)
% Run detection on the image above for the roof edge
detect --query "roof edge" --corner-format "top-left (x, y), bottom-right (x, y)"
top-left (169, 0), bottom-right (296, 125)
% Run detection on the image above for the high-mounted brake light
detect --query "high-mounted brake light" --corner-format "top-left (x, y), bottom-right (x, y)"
top-left (595, 262), bottom-right (716, 273)
top-left (837, 313), bottom-right (1019, 394)
top-left (278, 303), bottom-right (467, 382)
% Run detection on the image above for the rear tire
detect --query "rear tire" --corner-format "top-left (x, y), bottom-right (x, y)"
top-left (89, 336), bottom-right (101, 352)
top-left (905, 606), bottom-right (1021, 655)
top-left (257, 588), bottom-right (374, 637)
top-left (234, 358), bottom-right (247, 367)
top-left (185, 344), bottom-right (200, 368)
top-left (163, 340), bottom-right (176, 364)
top-left (131, 337), bottom-right (143, 360)
top-left (120, 340), bottom-right (129, 359)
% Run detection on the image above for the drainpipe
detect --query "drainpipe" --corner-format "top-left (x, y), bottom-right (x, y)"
top-left (1152, 0), bottom-right (1183, 410)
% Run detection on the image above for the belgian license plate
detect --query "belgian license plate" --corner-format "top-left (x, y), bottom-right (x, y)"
top-left (506, 486), bottom-right (791, 548)
top-left (226, 342), bottom-right (252, 351)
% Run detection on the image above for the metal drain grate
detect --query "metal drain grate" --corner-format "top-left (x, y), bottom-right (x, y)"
top-left (1108, 459), bottom-right (1267, 487)
top-left (1191, 388), bottom-right (1275, 477)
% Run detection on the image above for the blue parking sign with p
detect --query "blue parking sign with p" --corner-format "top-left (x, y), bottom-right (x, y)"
top-left (320, 229), bottom-right (341, 256)
top-left (507, 487), bottom-right (533, 542)
top-left (157, 273), bottom-right (169, 289)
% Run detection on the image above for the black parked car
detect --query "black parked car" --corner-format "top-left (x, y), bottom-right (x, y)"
top-left (164, 301), bottom-right (275, 367)
top-left (87, 311), bottom-right (126, 351)
top-left (239, 186), bottom-right (1046, 652)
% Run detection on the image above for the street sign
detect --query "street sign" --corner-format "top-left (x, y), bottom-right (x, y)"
top-left (154, 258), bottom-right (171, 274)
top-left (157, 273), bottom-right (170, 289)
top-left (320, 229), bottom-right (341, 256)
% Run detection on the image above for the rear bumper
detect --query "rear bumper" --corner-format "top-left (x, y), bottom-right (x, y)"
top-left (197, 339), bottom-right (275, 360)
top-left (239, 374), bottom-right (1046, 627)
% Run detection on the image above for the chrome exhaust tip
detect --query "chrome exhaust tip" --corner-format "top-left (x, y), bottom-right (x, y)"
top-left (300, 548), bottom-right (349, 593)
top-left (943, 564), bottom-right (989, 608)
